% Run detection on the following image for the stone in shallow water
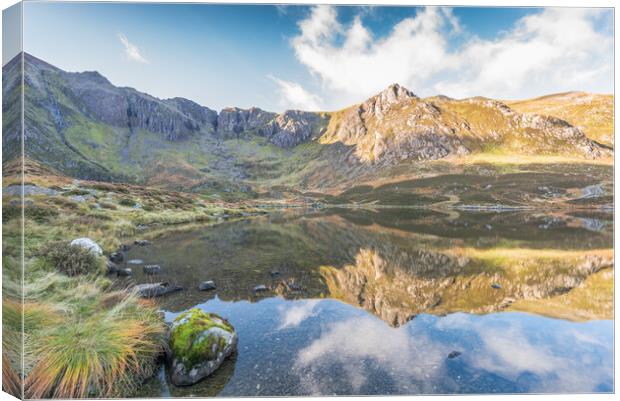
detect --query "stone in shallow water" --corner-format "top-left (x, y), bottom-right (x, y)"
top-left (168, 308), bottom-right (237, 386)
top-left (128, 259), bottom-right (144, 265)
top-left (198, 281), bottom-right (216, 291)
top-left (135, 282), bottom-right (182, 298)
top-left (143, 265), bottom-right (162, 275)
top-left (109, 252), bottom-right (124, 263)
top-left (117, 268), bottom-right (132, 276)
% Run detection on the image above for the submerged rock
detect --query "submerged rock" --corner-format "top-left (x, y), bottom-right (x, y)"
top-left (448, 351), bottom-right (462, 359)
top-left (143, 265), bottom-right (162, 275)
top-left (135, 282), bottom-right (182, 298)
top-left (168, 309), bottom-right (237, 386)
top-left (70, 237), bottom-right (103, 256)
top-left (198, 281), bottom-right (216, 291)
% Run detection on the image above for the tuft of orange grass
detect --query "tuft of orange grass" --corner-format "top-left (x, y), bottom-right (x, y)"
top-left (24, 295), bottom-right (166, 398)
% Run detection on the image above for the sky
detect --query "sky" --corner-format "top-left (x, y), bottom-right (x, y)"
top-left (10, 3), bottom-right (614, 112)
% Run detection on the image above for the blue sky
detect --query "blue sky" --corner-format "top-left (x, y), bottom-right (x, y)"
top-left (15, 3), bottom-right (614, 112)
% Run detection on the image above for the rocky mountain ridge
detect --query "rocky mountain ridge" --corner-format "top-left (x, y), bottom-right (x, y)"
top-left (2, 52), bottom-right (613, 193)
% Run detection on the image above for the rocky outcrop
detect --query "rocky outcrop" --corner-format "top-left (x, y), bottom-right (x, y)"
top-left (216, 107), bottom-right (325, 147)
top-left (259, 110), bottom-right (324, 148)
top-left (216, 107), bottom-right (276, 138)
top-left (323, 84), bottom-right (470, 163)
top-left (168, 309), bottom-right (237, 386)
top-left (165, 97), bottom-right (218, 130)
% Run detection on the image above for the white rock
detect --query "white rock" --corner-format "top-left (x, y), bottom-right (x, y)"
top-left (70, 237), bottom-right (103, 256)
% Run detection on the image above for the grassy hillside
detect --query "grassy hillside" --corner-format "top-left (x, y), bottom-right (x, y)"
top-left (507, 92), bottom-right (614, 147)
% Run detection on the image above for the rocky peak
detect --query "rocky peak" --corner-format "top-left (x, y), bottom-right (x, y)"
top-left (363, 84), bottom-right (418, 118)
top-left (378, 83), bottom-right (418, 104)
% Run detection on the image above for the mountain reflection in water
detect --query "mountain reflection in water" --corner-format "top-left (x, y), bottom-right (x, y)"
top-left (128, 209), bottom-right (613, 396)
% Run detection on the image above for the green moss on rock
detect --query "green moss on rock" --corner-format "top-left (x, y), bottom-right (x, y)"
top-left (169, 309), bottom-right (235, 371)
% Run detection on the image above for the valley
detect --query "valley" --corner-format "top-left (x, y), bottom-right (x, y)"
top-left (2, 51), bottom-right (614, 398)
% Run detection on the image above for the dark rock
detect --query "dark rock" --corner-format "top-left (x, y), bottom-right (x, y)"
top-left (106, 260), bottom-right (119, 274)
top-left (135, 282), bottom-right (183, 298)
top-left (448, 351), bottom-right (462, 359)
top-left (119, 244), bottom-right (131, 252)
top-left (491, 283), bottom-right (502, 289)
top-left (287, 283), bottom-right (302, 292)
top-left (109, 252), bottom-right (123, 263)
top-left (198, 280), bottom-right (216, 291)
top-left (134, 239), bottom-right (151, 246)
top-left (269, 270), bottom-right (280, 277)
top-left (143, 265), bottom-right (162, 275)
top-left (116, 268), bottom-right (132, 276)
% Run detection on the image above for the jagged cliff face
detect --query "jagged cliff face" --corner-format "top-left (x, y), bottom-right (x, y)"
top-left (215, 107), bottom-right (327, 147)
top-left (2, 53), bottom-right (612, 193)
top-left (21, 54), bottom-right (218, 141)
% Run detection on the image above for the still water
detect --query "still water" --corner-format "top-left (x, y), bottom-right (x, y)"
top-left (126, 208), bottom-right (613, 396)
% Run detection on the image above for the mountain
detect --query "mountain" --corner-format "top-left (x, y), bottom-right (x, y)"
top-left (2, 53), bottom-right (612, 199)
top-left (507, 91), bottom-right (614, 147)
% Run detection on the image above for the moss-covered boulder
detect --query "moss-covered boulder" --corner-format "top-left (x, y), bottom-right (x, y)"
top-left (168, 308), bottom-right (237, 386)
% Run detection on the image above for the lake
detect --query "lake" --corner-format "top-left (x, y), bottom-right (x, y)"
top-left (123, 208), bottom-right (613, 396)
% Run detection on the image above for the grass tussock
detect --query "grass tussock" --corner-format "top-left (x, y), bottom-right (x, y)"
top-left (44, 242), bottom-right (106, 276)
top-left (24, 291), bottom-right (166, 398)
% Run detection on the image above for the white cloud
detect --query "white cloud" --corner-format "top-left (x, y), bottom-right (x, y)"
top-left (290, 6), bottom-right (455, 106)
top-left (294, 316), bottom-right (445, 395)
top-left (118, 33), bottom-right (149, 64)
top-left (435, 8), bottom-right (613, 99)
top-left (278, 299), bottom-right (320, 329)
top-left (269, 75), bottom-right (324, 111)
top-left (285, 6), bottom-right (612, 107)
